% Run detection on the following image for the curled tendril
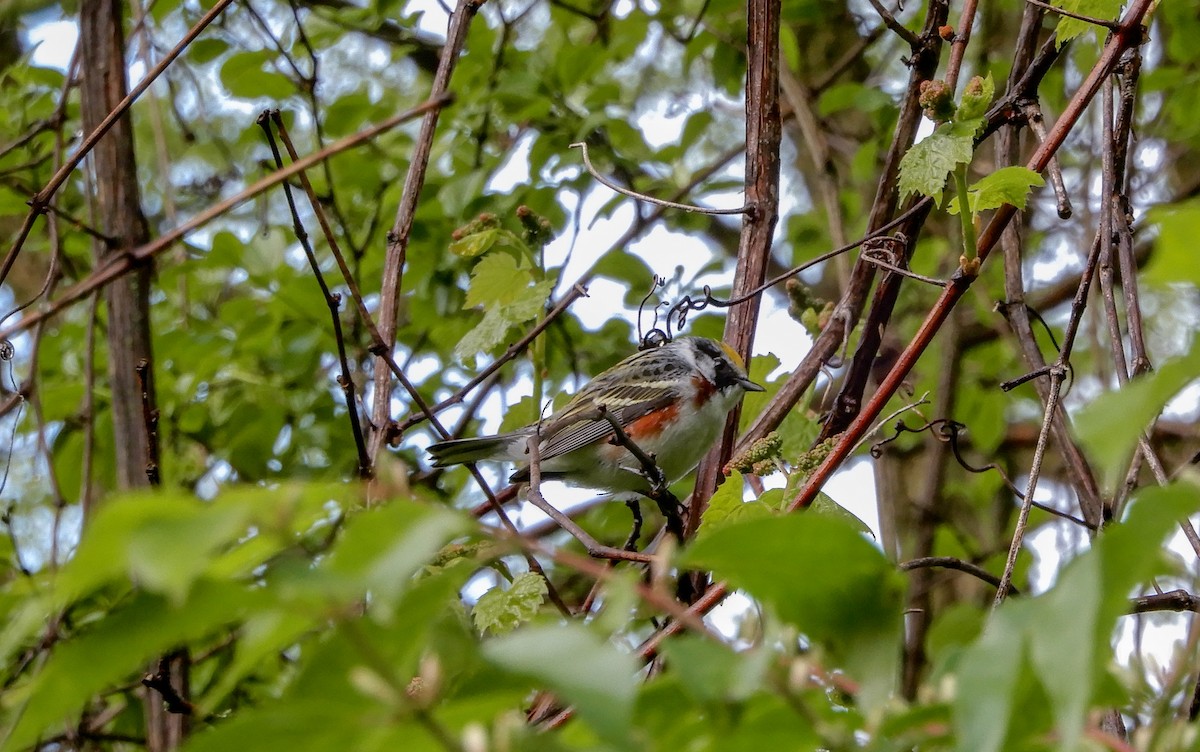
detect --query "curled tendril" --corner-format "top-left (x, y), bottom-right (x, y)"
top-left (0, 341), bottom-right (13, 361)
top-left (637, 276), bottom-right (670, 350)
top-left (632, 200), bottom-right (930, 349)
top-left (871, 417), bottom-right (1092, 529)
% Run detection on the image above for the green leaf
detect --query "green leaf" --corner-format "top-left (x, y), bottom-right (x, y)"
top-left (898, 120), bottom-right (977, 201)
top-left (5, 582), bottom-right (257, 751)
top-left (449, 228), bottom-right (496, 258)
top-left (681, 514), bottom-right (904, 708)
top-left (472, 572), bottom-right (548, 634)
top-left (483, 623), bottom-right (637, 744)
top-left (954, 481), bottom-right (1198, 752)
top-left (1145, 199), bottom-right (1200, 287)
top-left (809, 493), bottom-right (874, 538)
top-left (659, 635), bottom-right (767, 703)
top-left (948, 166), bottom-right (1045, 215)
top-left (454, 278), bottom-right (553, 359)
top-left (698, 470), bottom-right (774, 538)
top-left (954, 73), bottom-right (995, 121)
top-left (463, 252), bottom-right (534, 309)
top-left (1053, 0), bottom-right (1122, 46)
top-left (1074, 337), bottom-right (1200, 488)
top-left (324, 499), bottom-right (471, 615)
top-left (219, 50), bottom-right (293, 99)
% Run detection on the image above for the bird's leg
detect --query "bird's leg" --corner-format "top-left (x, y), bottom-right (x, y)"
top-left (623, 499), bottom-right (644, 552)
top-left (587, 405), bottom-right (668, 492)
top-left (586, 405), bottom-right (685, 544)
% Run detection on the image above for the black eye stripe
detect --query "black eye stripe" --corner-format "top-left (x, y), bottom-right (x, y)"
top-left (694, 339), bottom-right (724, 362)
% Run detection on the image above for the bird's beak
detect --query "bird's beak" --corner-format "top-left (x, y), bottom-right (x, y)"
top-left (740, 377), bottom-right (765, 392)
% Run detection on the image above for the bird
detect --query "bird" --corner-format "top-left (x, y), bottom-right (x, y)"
top-left (428, 336), bottom-right (764, 494)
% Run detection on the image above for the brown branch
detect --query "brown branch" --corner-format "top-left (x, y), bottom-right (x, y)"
top-left (0, 0), bottom-right (238, 295)
top-left (787, 0), bottom-right (1154, 515)
top-left (370, 0), bottom-right (486, 463)
top-left (1129, 590), bottom-right (1200, 615)
top-left (0, 95), bottom-right (451, 344)
top-left (136, 360), bottom-right (161, 487)
top-left (686, 0), bottom-right (783, 547)
top-left (900, 556), bottom-right (1018, 595)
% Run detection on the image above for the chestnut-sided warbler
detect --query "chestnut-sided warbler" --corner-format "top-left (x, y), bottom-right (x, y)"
top-left (428, 337), bottom-right (764, 493)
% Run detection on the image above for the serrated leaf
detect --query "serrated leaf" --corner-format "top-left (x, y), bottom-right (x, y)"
top-left (464, 252), bottom-right (534, 308)
top-left (455, 278), bottom-right (554, 359)
top-left (472, 571), bottom-right (548, 634)
top-left (448, 228), bottom-right (524, 259)
top-left (948, 166), bottom-right (1045, 215)
top-left (698, 470), bottom-right (774, 539)
top-left (898, 122), bottom-right (977, 200)
top-left (1053, 0), bottom-right (1122, 46)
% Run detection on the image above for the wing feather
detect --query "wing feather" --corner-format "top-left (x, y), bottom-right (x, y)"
top-left (529, 346), bottom-right (689, 461)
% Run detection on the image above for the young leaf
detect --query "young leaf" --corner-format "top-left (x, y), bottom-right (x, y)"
top-left (697, 470), bottom-right (774, 538)
top-left (954, 74), bottom-right (995, 122)
top-left (454, 278), bottom-right (554, 359)
top-left (898, 120), bottom-right (977, 201)
top-left (948, 166), bottom-right (1045, 215)
top-left (472, 572), bottom-right (549, 634)
top-left (463, 252), bottom-right (535, 309)
top-left (1053, 0), bottom-right (1122, 46)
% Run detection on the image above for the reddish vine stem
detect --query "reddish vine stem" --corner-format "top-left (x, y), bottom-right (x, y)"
top-left (788, 0), bottom-right (1153, 513)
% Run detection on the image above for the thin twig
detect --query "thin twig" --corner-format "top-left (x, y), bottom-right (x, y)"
top-left (1023, 0), bottom-right (1119, 30)
top-left (1022, 101), bottom-right (1072, 219)
top-left (570, 142), bottom-right (751, 215)
top-left (523, 433), bottom-right (655, 563)
top-left (900, 556), bottom-right (1018, 594)
top-left (859, 247), bottom-right (945, 286)
top-left (865, 0), bottom-right (922, 48)
top-left (0, 95), bottom-right (452, 344)
top-left (371, 0), bottom-right (486, 463)
top-left (257, 112), bottom-right (372, 478)
top-left (0, 0), bottom-right (239, 295)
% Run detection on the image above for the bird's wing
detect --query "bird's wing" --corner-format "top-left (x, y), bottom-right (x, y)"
top-left (536, 381), bottom-right (677, 461)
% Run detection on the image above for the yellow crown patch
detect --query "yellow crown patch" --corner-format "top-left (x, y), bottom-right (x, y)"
top-left (717, 340), bottom-right (746, 371)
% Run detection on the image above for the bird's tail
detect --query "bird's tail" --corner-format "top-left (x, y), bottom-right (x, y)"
top-left (427, 433), bottom-right (521, 467)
